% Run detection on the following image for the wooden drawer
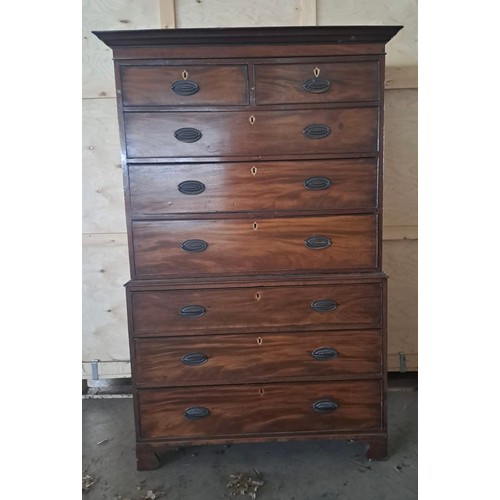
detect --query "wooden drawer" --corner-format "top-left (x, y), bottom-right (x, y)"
top-left (132, 214), bottom-right (377, 278)
top-left (255, 61), bottom-right (379, 105)
top-left (130, 283), bottom-right (382, 335)
top-left (124, 108), bottom-right (378, 158)
top-left (138, 380), bottom-right (382, 439)
top-left (121, 64), bottom-right (249, 106)
top-left (134, 330), bottom-right (382, 387)
top-left (128, 159), bottom-right (378, 216)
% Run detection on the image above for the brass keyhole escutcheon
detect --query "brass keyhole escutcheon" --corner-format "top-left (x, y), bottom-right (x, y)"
top-left (255, 292), bottom-right (261, 300)
top-left (182, 70), bottom-right (189, 80)
top-left (249, 115), bottom-right (256, 125)
top-left (257, 337), bottom-right (263, 346)
top-left (314, 66), bottom-right (320, 77)
top-left (259, 388), bottom-right (265, 396)
top-left (253, 222), bottom-right (258, 230)
top-left (251, 166), bottom-right (257, 176)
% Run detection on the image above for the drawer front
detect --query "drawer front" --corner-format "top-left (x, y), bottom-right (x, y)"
top-left (255, 61), bottom-right (379, 105)
top-left (124, 108), bottom-right (378, 158)
top-left (130, 283), bottom-right (382, 335)
top-left (128, 159), bottom-right (378, 216)
top-left (135, 330), bottom-right (382, 386)
top-left (138, 380), bottom-right (382, 439)
top-left (132, 214), bottom-right (377, 278)
top-left (121, 64), bottom-right (249, 106)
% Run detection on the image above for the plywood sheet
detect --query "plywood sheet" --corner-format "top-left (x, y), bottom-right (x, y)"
top-left (175, 0), bottom-right (302, 28)
top-left (383, 239), bottom-right (418, 370)
top-left (82, 233), bottom-right (130, 362)
top-left (383, 89), bottom-right (418, 228)
top-left (83, 0), bottom-right (160, 98)
top-left (317, 0), bottom-right (417, 89)
top-left (83, 98), bottom-right (126, 234)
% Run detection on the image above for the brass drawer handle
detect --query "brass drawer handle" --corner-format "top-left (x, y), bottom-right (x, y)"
top-left (182, 352), bottom-right (208, 366)
top-left (303, 124), bottom-right (331, 139)
top-left (171, 80), bottom-right (200, 96)
top-left (303, 78), bottom-right (331, 94)
top-left (304, 236), bottom-right (332, 250)
top-left (304, 176), bottom-right (332, 190)
top-left (178, 180), bottom-right (206, 195)
top-left (181, 239), bottom-right (208, 252)
top-left (174, 127), bottom-right (202, 143)
top-left (184, 407), bottom-right (210, 420)
top-left (310, 300), bottom-right (337, 312)
top-left (313, 399), bottom-right (338, 412)
top-left (311, 347), bottom-right (338, 361)
top-left (179, 305), bottom-right (206, 318)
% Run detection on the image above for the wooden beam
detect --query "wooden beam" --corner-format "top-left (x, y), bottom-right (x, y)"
top-left (383, 226), bottom-right (418, 241)
top-left (159, 0), bottom-right (176, 29)
top-left (301, 0), bottom-right (317, 26)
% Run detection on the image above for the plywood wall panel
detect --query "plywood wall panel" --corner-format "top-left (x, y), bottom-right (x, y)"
top-left (83, 98), bottom-right (126, 234)
top-left (82, 233), bottom-right (130, 362)
top-left (383, 89), bottom-right (418, 228)
top-left (175, 0), bottom-right (302, 28)
top-left (83, 0), bottom-right (160, 98)
top-left (383, 239), bottom-right (418, 370)
top-left (317, 0), bottom-right (417, 89)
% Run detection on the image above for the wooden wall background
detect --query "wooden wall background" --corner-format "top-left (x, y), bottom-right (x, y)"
top-left (82, 0), bottom-right (417, 378)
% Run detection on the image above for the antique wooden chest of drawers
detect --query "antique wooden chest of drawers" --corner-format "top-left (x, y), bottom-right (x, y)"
top-left (95, 26), bottom-right (402, 470)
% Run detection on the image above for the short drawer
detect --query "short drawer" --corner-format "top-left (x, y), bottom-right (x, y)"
top-left (120, 64), bottom-right (249, 106)
top-left (132, 214), bottom-right (377, 278)
top-left (255, 61), bottom-right (379, 105)
top-left (128, 159), bottom-right (378, 216)
top-left (138, 380), bottom-right (382, 439)
top-left (134, 330), bottom-right (382, 387)
top-left (130, 283), bottom-right (382, 335)
top-left (124, 108), bottom-right (377, 158)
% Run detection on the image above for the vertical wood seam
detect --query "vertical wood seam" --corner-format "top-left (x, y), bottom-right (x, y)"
top-left (159, 0), bottom-right (176, 29)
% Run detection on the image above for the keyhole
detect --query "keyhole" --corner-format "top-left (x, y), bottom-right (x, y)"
top-left (255, 292), bottom-right (261, 300)
top-left (249, 115), bottom-right (256, 125)
top-left (182, 70), bottom-right (188, 80)
top-left (253, 222), bottom-right (258, 230)
top-left (251, 166), bottom-right (257, 176)
top-left (259, 388), bottom-right (265, 396)
top-left (314, 67), bottom-right (320, 77)
top-left (257, 337), bottom-right (263, 346)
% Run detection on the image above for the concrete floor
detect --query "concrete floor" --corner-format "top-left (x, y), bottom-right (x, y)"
top-left (83, 389), bottom-right (417, 499)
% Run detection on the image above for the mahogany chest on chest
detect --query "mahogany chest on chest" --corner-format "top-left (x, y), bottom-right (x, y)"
top-left (95, 25), bottom-right (402, 470)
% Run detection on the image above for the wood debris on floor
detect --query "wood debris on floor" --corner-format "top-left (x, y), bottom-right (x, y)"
top-left (82, 474), bottom-right (96, 494)
top-left (227, 470), bottom-right (264, 498)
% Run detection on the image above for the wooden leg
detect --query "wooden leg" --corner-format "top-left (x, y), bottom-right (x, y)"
top-left (136, 444), bottom-right (161, 471)
top-left (365, 435), bottom-right (388, 460)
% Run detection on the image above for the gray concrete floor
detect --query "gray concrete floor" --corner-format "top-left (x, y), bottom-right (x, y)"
top-left (83, 390), bottom-right (417, 499)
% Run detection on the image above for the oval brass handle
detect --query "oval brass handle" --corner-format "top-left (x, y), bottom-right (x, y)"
top-left (174, 127), bottom-right (202, 143)
top-left (304, 176), bottom-right (332, 190)
top-left (179, 305), bottom-right (206, 318)
top-left (181, 239), bottom-right (208, 252)
top-left (184, 407), bottom-right (210, 420)
top-left (182, 352), bottom-right (208, 366)
top-left (305, 236), bottom-right (331, 250)
top-left (313, 399), bottom-right (338, 412)
top-left (171, 80), bottom-right (200, 96)
top-left (178, 180), bottom-right (205, 195)
top-left (303, 78), bottom-right (331, 94)
top-left (311, 347), bottom-right (338, 361)
top-left (303, 124), bottom-right (331, 139)
top-left (311, 300), bottom-right (337, 312)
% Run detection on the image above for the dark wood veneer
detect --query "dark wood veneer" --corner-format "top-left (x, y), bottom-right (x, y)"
top-left (94, 25), bottom-right (400, 470)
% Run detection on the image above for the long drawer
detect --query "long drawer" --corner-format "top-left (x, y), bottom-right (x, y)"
top-left (132, 214), bottom-right (377, 278)
top-left (138, 380), bottom-right (382, 439)
top-left (134, 330), bottom-right (382, 387)
top-left (130, 283), bottom-right (382, 335)
top-left (128, 159), bottom-right (378, 216)
top-left (254, 61), bottom-right (379, 105)
top-left (124, 108), bottom-right (378, 158)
